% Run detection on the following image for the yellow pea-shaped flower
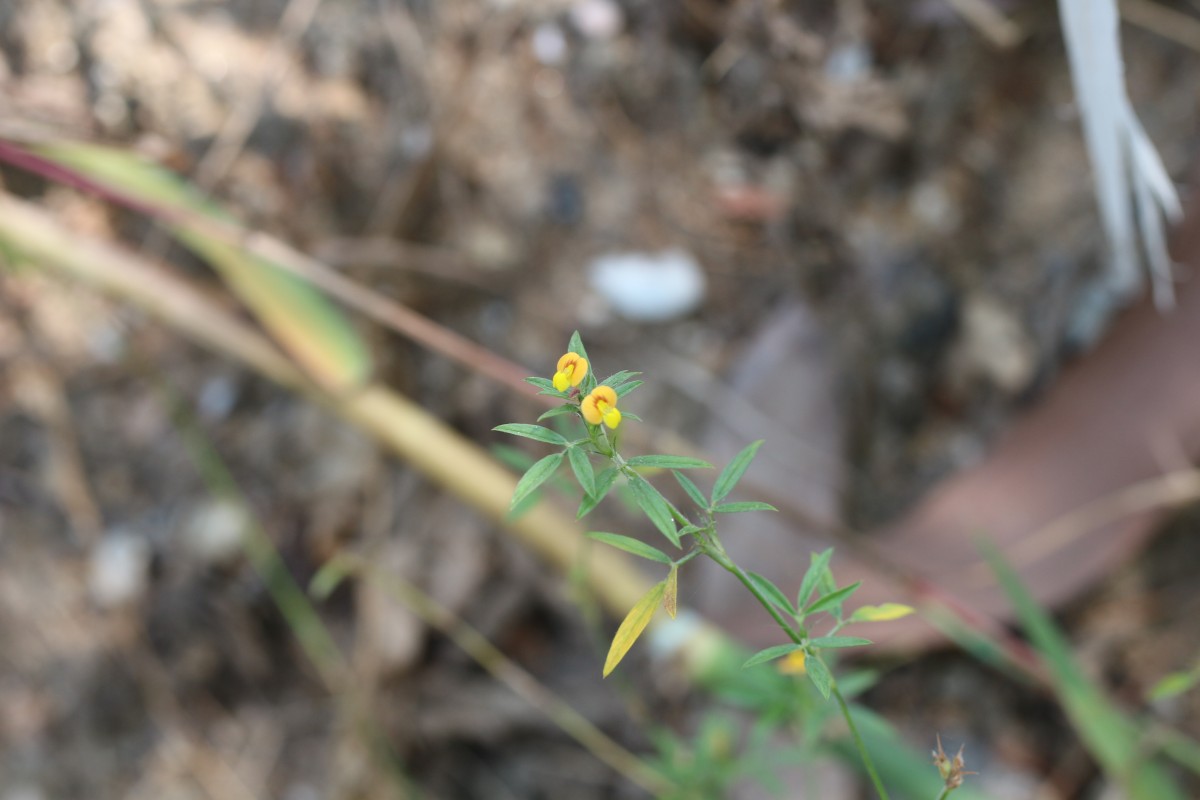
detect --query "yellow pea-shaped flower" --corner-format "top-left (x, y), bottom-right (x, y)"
top-left (581, 385), bottom-right (621, 429)
top-left (552, 352), bottom-right (589, 391)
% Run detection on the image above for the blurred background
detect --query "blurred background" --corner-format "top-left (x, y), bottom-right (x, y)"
top-left (1, 0), bottom-right (1200, 797)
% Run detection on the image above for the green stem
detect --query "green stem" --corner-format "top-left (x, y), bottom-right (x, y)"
top-left (710, 549), bottom-right (801, 644)
top-left (709, 543), bottom-right (891, 800)
top-left (935, 789), bottom-right (951, 800)
top-left (833, 684), bottom-right (891, 800)
top-left (672, 547), bottom-right (705, 569)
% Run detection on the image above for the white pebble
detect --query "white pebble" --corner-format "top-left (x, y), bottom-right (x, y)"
top-left (569, 0), bottom-right (624, 40)
top-left (89, 532), bottom-right (150, 608)
top-left (183, 499), bottom-right (249, 565)
top-left (588, 248), bottom-right (707, 322)
top-left (532, 22), bottom-right (567, 66)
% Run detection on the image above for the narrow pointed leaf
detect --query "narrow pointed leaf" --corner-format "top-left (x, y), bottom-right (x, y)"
top-left (524, 376), bottom-right (558, 392)
top-left (713, 501), bottom-right (777, 514)
top-left (600, 370), bottom-right (642, 387)
top-left (818, 565), bottom-right (837, 596)
top-left (603, 580), bottom-right (666, 677)
top-left (577, 467), bottom-right (620, 519)
top-left (712, 439), bottom-right (764, 503)
top-left (664, 565), bottom-right (678, 619)
top-left (567, 445), bottom-right (597, 497)
top-left (809, 636), bottom-right (872, 649)
top-left (628, 476), bottom-right (680, 548)
top-left (806, 655), bottom-right (834, 699)
top-left (747, 571), bottom-right (797, 616)
top-left (567, 330), bottom-right (590, 364)
top-left (308, 554), bottom-right (355, 600)
top-left (615, 380), bottom-right (644, 397)
top-left (796, 548), bottom-right (834, 611)
top-left (511, 452), bottom-right (564, 510)
top-left (1149, 671), bottom-right (1199, 701)
top-left (585, 532), bottom-right (672, 564)
top-left (742, 643), bottom-right (805, 669)
top-left (493, 423), bottom-right (568, 446)
top-left (566, 331), bottom-right (595, 393)
top-left (626, 455), bottom-right (713, 470)
top-left (804, 581), bottom-right (861, 617)
top-left (537, 405), bottom-right (578, 422)
top-left (673, 470), bottom-right (709, 509)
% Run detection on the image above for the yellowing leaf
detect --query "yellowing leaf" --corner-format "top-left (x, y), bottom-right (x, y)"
top-left (850, 603), bottom-right (915, 623)
top-left (663, 566), bottom-right (678, 619)
top-left (603, 580), bottom-right (666, 677)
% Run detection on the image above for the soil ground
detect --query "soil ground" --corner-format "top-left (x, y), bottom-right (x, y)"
top-left (1, 1), bottom-right (1199, 798)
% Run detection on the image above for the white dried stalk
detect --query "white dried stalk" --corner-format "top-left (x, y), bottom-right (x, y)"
top-left (1058, 0), bottom-right (1182, 307)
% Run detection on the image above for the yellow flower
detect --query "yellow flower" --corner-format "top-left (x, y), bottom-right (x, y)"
top-left (581, 385), bottom-right (622, 429)
top-left (778, 650), bottom-right (807, 676)
top-left (553, 352), bottom-right (589, 391)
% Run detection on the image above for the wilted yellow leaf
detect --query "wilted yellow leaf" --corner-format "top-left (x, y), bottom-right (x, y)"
top-left (603, 580), bottom-right (666, 677)
top-left (850, 602), bottom-right (915, 622)
top-left (663, 566), bottom-right (678, 619)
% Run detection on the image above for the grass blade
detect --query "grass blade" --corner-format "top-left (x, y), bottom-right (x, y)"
top-left (35, 141), bottom-right (371, 391)
top-left (983, 539), bottom-right (1185, 799)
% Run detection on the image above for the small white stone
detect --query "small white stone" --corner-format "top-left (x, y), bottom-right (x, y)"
top-left (532, 22), bottom-right (567, 66)
top-left (89, 532), bottom-right (150, 608)
top-left (569, 0), bottom-right (624, 40)
top-left (949, 296), bottom-right (1036, 395)
top-left (197, 375), bottom-right (238, 421)
top-left (183, 499), bottom-right (249, 565)
top-left (588, 248), bottom-right (707, 322)
top-left (824, 41), bottom-right (871, 83)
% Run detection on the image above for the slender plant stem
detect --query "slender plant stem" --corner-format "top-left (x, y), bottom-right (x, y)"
top-left (711, 549), bottom-right (802, 644)
top-left (935, 788), bottom-right (951, 800)
top-left (833, 685), bottom-right (891, 800)
top-left (710, 543), bottom-right (891, 800)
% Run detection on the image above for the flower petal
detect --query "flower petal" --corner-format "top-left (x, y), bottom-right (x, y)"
top-left (590, 385), bottom-right (617, 406)
top-left (581, 394), bottom-right (603, 425)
